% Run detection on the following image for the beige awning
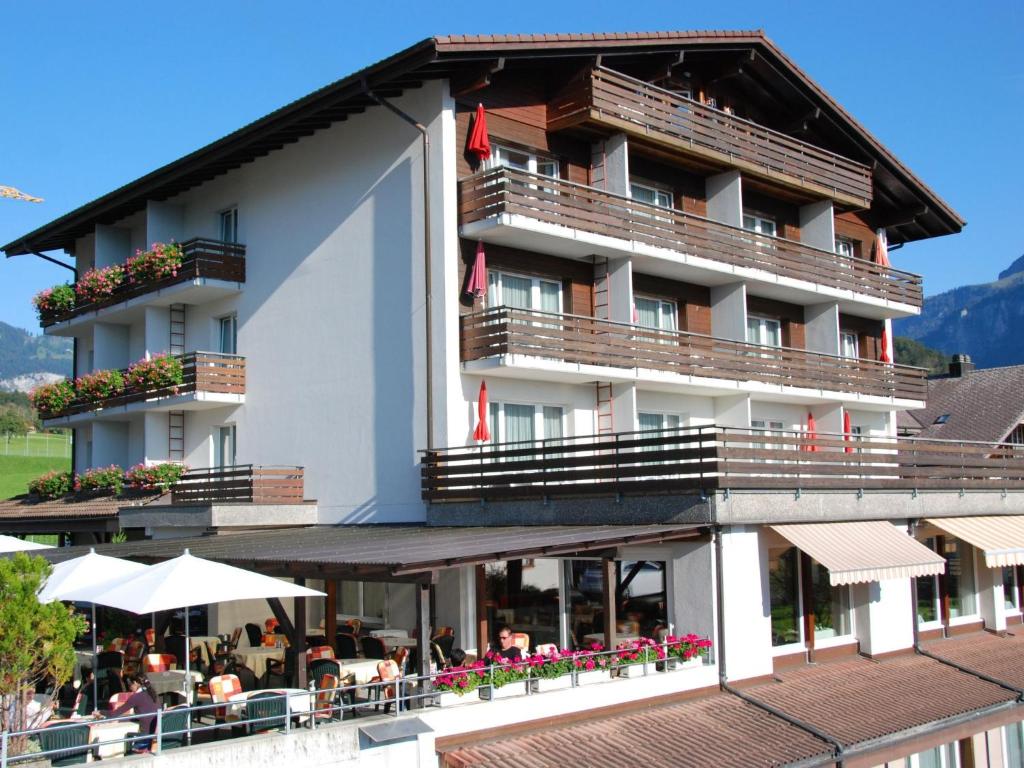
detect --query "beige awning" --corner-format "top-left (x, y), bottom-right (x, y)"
top-left (770, 521), bottom-right (947, 586)
top-left (926, 516), bottom-right (1024, 568)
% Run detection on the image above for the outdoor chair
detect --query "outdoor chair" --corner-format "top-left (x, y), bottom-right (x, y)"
top-left (158, 705), bottom-right (190, 750)
top-left (361, 635), bottom-right (388, 660)
top-left (535, 643), bottom-right (557, 656)
top-left (144, 628), bottom-right (156, 651)
top-left (164, 636), bottom-right (188, 670)
top-left (124, 640), bottom-right (146, 674)
top-left (392, 647), bottom-right (409, 674)
top-left (306, 634), bottom-right (328, 647)
top-left (209, 674), bottom-right (243, 724)
top-left (512, 632), bottom-right (531, 653)
top-left (310, 658), bottom-right (341, 685)
top-left (244, 623), bottom-right (263, 648)
top-left (432, 632), bottom-right (455, 661)
top-left (307, 645), bottom-right (335, 661)
top-left (345, 618), bottom-right (362, 636)
top-left (370, 660), bottom-right (401, 714)
top-left (431, 642), bottom-right (447, 669)
top-left (246, 691), bottom-right (287, 734)
top-left (233, 663), bottom-right (259, 692)
top-left (314, 673), bottom-right (342, 721)
top-left (36, 722), bottom-right (91, 766)
top-left (144, 653), bottom-right (177, 673)
top-left (95, 650), bottom-right (124, 673)
top-left (336, 632), bottom-right (359, 659)
top-left (229, 627), bottom-right (242, 649)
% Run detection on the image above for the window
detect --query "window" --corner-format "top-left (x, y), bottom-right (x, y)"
top-left (933, 414), bottom-right (950, 425)
top-left (769, 546), bottom-right (800, 647)
top-left (1003, 567), bottom-right (1020, 612)
top-left (630, 181), bottom-right (673, 209)
top-left (916, 537), bottom-right (941, 624)
top-left (567, 558), bottom-right (668, 646)
top-left (213, 425), bottom-right (236, 469)
top-left (1005, 721), bottom-right (1024, 767)
top-left (219, 208), bottom-right (238, 243)
top-left (487, 271), bottom-right (561, 315)
top-left (834, 237), bottom-right (855, 260)
top-left (808, 559), bottom-right (852, 640)
top-left (485, 559), bottom-right (562, 648)
top-left (639, 412), bottom-right (684, 432)
top-left (337, 580), bottom-right (386, 621)
top-left (769, 546), bottom-right (854, 648)
top-left (634, 296), bottom-right (677, 333)
top-left (743, 213), bottom-right (777, 237)
top-left (746, 315), bottom-right (782, 348)
top-left (840, 331), bottom-right (859, 359)
top-left (751, 420), bottom-right (785, 462)
top-left (488, 402), bottom-right (564, 447)
top-left (218, 315), bottom-right (237, 355)
top-left (488, 144), bottom-right (559, 178)
top-left (908, 743), bottom-right (960, 768)
top-left (917, 536), bottom-right (978, 625)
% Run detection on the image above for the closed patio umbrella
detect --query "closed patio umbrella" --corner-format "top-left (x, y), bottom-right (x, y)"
top-left (0, 534), bottom-right (52, 553)
top-left (466, 240), bottom-right (488, 302)
top-left (880, 328), bottom-right (892, 364)
top-left (474, 380), bottom-right (491, 443)
top-left (843, 411), bottom-right (854, 454)
top-left (467, 103), bottom-right (491, 161)
top-left (805, 413), bottom-right (819, 452)
top-left (873, 228), bottom-right (891, 268)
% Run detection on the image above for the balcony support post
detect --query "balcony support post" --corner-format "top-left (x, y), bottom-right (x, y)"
top-left (705, 170), bottom-right (742, 228)
top-left (798, 199), bottom-right (835, 252)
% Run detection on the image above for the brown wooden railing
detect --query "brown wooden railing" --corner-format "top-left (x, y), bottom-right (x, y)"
top-left (171, 465), bottom-right (305, 505)
top-left (422, 427), bottom-right (1024, 502)
top-left (549, 67), bottom-right (873, 206)
top-left (45, 352), bottom-right (245, 418)
top-left (462, 306), bottom-right (927, 401)
top-left (40, 238), bottom-right (246, 326)
top-left (460, 167), bottom-right (922, 309)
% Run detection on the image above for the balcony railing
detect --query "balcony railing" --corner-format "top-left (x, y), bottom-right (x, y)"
top-left (40, 238), bottom-right (246, 326)
top-left (44, 352), bottom-right (245, 419)
top-left (422, 427), bottom-right (1024, 502)
top-left (460, 167), bottom-right (923, 309)
top-left (549, 66), bottom-right (873, 207)
top-left (462, 306), bottom-right (927, 401)
top-left (170, 464), bottom-right (306, 505)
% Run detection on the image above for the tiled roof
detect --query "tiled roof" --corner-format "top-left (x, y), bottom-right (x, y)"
top-left (440, 692), bottom-right (832, 768)
top-left (744, 654), bottom-right (1017, 747)
top-left (924, 631), bottom-right (1024, 691)
top-left (0, 493), bottom-right (161, 522)
top-left (909, 365), bottom-right (1024, 443)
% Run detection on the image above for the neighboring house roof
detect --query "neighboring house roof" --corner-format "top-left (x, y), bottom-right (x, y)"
top-left (924, 631), bottom-right (1024, 691)
top-left (4, 30), bottom-right (961, 257)
top-left (0, 492), bottom-right (162, 530)
top-left (908, 365), bottom-right (1024, 443)
top-left (440, 691), bottom-right (833, 768)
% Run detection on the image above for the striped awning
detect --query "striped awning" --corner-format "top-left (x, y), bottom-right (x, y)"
top-left (926, 516), bottom-right (1024, 568)
top-left (771, 521), bottom-right (946, 586)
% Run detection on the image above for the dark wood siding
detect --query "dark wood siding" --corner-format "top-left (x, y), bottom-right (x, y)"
top-left (628, 156), bottom-right (708, 217)
top-left (835, 211), bottom-right (876, 260)
top-left (743, 189), bottom-right (801, 241)
top-left (839, 313), bottom-right (883, 360)
top-left (747, 295), bottom-right (806, 349)
top-left (631, 274), bottom-right (711, 334)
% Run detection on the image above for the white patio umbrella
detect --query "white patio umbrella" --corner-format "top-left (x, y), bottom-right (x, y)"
top-left (0, 534), bottom-right (53, 553)
top-left (82, 549), bottom-right (325, 699)
top-left (38, 549), bottom-right (150, 709)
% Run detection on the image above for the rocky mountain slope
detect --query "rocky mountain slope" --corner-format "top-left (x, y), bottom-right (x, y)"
top-left (0, 321), bottom-right (72, 392)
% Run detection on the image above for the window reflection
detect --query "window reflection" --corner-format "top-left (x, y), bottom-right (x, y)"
top-left (566, 559), bottom-right (667, 648)
top-left (484, 559), bottom-right (561, 651)
top-left (769, 546), bottom-right (800, 647)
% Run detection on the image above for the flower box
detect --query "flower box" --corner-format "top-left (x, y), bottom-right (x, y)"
top-left (665, 656), bottom-right (703, 671)
top-left (617, 661), bottom-right (657, 678)
top-left (530, 675), bottom-right (572, 693)
top-left (435, 691), bottom-right (477, 707)
top-left (478, 681), bottom-right (528, 700)
top-left (575, 669), bottom-right (612, 686)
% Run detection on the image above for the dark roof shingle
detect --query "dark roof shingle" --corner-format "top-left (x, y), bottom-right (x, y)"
top-left (910, 366), bottom-right (1024, 443)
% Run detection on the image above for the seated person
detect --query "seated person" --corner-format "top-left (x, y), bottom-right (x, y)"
top-left (447, 648), bottom-right (467, 669)
top-left (489, 625), bottom-right (523, 662)
top-left (108, 674), bottom-right (159, 753)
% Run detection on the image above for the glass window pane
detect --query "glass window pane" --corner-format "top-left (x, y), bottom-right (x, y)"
top-left (542, 406), bottom-right (563, 441)
top-left (769, 546), bottom-right (800, 646)
top-left (1003, 568), bottom-right (1019, 610)
top-left (338, 581), bottom-right (360, 616)
top-left (363, 582), bottom-right (386, 620)
top-left (659, 301), bottom-right (677, 332)
top-left (504, 404), bottom-right (535, 444)
top-left (746, 317), bottom-right (760, 344)
top-left (500, 274), bottom-right (533, 310)
top-left (539, 281), bottom-right (561, 314)
top-left (655, 190), bottom-right (672, 208)
top-left (762, 219), bottom-right (777, 237)
top-left (537, 160), bottom-right (558, 177)
top-left (502, 149), bottom-right (530, 170)
top-left (485, 559), bottom-right (561, 650)
top-left (946, 538), bottom-right (976, 618)
top-left (638, 413), bottom-right (662, 431)
top-left (487, 270), bottom-right (499, 307)
top-left (489, 402), bottom-right (500, 443)
top-left (810, 560), bottom-right (851, 640)
top-left (618, 560), bottom-right (666, 636)
top-left (764, 319), bottom-right (782, 347)
top-left (635, 297), bottom-right (660, 329)
top-left (743, 215), bottom-right (756, 231)
top-left (630, 184), bottom-right (656, 204)
top-left (1006, 722), bottom-right (1024, 767)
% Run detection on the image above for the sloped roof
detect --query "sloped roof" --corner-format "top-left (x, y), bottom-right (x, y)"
top-left (5, 30), bottom-right (961, 257)
top-left (0, 492), bottom-right (161, 522)
top-left (924, 631), bottom-right (1024, 691)
top-left (908, 365), bottom-right (1024, 443)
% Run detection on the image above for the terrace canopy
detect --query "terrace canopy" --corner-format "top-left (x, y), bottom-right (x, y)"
top-left (926, 516), bottom-right (1024, 568)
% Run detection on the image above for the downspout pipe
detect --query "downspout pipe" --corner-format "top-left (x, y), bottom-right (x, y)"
top-left (714, 525), bottom-right (845, 766)
top-left (363, 84), bottom-right (434, 450)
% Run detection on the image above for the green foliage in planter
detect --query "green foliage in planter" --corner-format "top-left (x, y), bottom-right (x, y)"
top-left (434, 660), bottom-right (487, 695)
top-left (28, 469), bottom-right (73, 499)
top-left (125, 462), bottom-right (188, 492)
top-left (665, 633), bottom-right (713, 662)
top-left (75, 465), bottom-right (124, 495)
top-left (75, 264), bottom-right (125, 304)
top-left (126, 242), bottom-right (184, 283)
top-left (28, 380), bottom-right (75, 417)
top-left (32, 283), bottom-right (76, 319)
top-left (124, 354), bottom-right (183, 392)
top-left (74, 369), bottom-right (125, 402)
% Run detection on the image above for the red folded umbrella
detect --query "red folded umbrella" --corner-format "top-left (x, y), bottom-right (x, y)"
top-left (873, 229), bottom-right (891, 268)
top-left (473, 381), bottom-right (491, 443)
top-left (843, 411), bottom-right (853, 454)
top-left (466, 240), bottom-right (488, 301)
top-left (806, 412), bottom-right (819, 452)
top-left (879, 328), bottom-right (892, 364)
top-left (467, 103), bottom-right (491, 161)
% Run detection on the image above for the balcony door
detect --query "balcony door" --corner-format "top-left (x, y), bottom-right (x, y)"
top-left (634, 297), bottom-right (677, 344)
top-left (218, 315), bottom-right (237, 355)
top-left (488, 270), bottom-right (561, 316)
top-left (488, 402), bottom-right (564, 449)
top-left (213, 425), bottom-right (236, 469)
top-left (746, 315), bottom-right (782, 351)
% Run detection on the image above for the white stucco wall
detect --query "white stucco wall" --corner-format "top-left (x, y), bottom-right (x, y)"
top-left (719, 525), bottom-right (773, 681)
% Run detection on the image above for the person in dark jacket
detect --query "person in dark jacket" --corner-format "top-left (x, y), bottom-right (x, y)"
top-left (109, 674), bottom-right (159, 753)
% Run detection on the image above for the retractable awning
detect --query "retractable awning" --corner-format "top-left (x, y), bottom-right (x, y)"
top-left (926, 516), bottom-right (1024, 568)
top-left (770, 521), bottom-right (946, 586)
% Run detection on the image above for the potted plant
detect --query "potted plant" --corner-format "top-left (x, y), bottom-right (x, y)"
top-left (28, 470), bottom-right (73, 500)
top-left (32, 283), bottom-right (76, 320)
top-left (528, 649), bottom-right (574, 693)
top-left (614, 637), bottom-right (665, 678)
top-left (124, 353), bottom-right (183, 393)
top-left (665, 634), bottom-right (713, 670)
top-left (29, 380), bottom-right (75, 418)
top-left (125, 462), bottom-right (188, 492)
top-left (433, 661), bottom-right (486, 707)
top-left (571, 644), bottom-right (613, 685)
top-left (74, 264), bottom-right (125, 304)
top-left (74, 368), bottom-right (124, 404)
top-left (126, 242), bottom-right (184, 283)
top-left (75, 465), bottom-right (124, 496)
top-left (479, 652), bottom-right (530, 700)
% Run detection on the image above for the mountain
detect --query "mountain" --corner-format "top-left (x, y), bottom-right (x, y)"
top-left (893, 337), bottom-right (949, 374)
top-left (893, 255), bottom-right (1024, 369)
top-left (0, 321), bottom-right (73, 391)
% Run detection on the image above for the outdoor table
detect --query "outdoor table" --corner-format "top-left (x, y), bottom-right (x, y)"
top-left (336, 658), bottom-right (382, 685)
top-left (148, 670), bottom-right (204, 703)
top-left (89, 719), bottom-right (139, 759)
top-left (228, 688), bottom-right (312, 724)
top-left (233, 646), bottom-right (286, 671)
top-left (369, 629), bottom-right (408, 639)
top-left (582, 633), bottom-right (641, 647)
top-left (383, 636), bottom-right (418, 649)
top-left (190, 636), bottom-right (221, 666)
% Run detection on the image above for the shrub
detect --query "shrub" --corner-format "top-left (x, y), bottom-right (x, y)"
top-left (125, 242), bottom-right (184, 283)
top-left (124, 354), bottom-right (183, 392)
top-left (29, 380), bottom-right (75, 416)
top-left (75, 465), bottom-right (124, 495)
top-left (74, 369), bottom-right (124, 402)
top-left (32, 284), bottom-right (76, 318)
top-left (28, 470), bottom-right (73, 499)
top-left (75, 264), bottom-right (125, 304)
top-left (125, 462), bottom-right (188, 492)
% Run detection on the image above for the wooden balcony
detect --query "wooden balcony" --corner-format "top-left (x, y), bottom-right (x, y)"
top-left (40, 238), bottom-right (245, 327)
top-left (462, 307), bottom-right (927, 402)
top-left (422, 427), bottom-right (1024, 502)
top-left (170, 465), bottom-right (306, 505)
top-left (43, 352), bottom-right (245, 420)
top-left (460, 167), bottom-right (922, 310)
top-left (549, 66), bottom-right (873, 208)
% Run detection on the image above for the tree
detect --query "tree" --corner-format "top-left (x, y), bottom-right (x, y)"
top-left (0, 404), bottom-right (31, 438)
top-left (0, 553), bottom-right (84, 754)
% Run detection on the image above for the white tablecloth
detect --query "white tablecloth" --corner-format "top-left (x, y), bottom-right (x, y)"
top-left (370, 629), bottom-right (408, 638)
top-left (233, 647), bottom-right (286, 670)
top-left (89, 720), bottom-right (139, 759)
top-left (336, 658), bottom-right (382, 685)
top-left (190, 636), bottom-right (222, 666)
top-left (148, 670), bottom-right (203, 702)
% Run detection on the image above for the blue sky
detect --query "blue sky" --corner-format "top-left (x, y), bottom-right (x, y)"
top-left (1, 0), bottom-right (1020, 333)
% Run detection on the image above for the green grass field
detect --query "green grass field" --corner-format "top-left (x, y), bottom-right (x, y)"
top-left (0, 454), bottom-right (70, 499)
top-left (0, 431), bottom-right (71, 459)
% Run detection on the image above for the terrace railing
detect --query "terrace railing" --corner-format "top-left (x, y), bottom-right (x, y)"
top-left (460, 168), bottom-right (922, 309)
top-left (549, 66), bottom-right (873, 207)
top-left (462, 306), bottom-right (927, 401)
top-left (422, 426), bottom-right (1024, 502)
top-left (170, 465), bottom-right (306, 505)
top-left (40, 238), bottom-right (246, 326)
top-left (43, 352), bottom-right (245, 419)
